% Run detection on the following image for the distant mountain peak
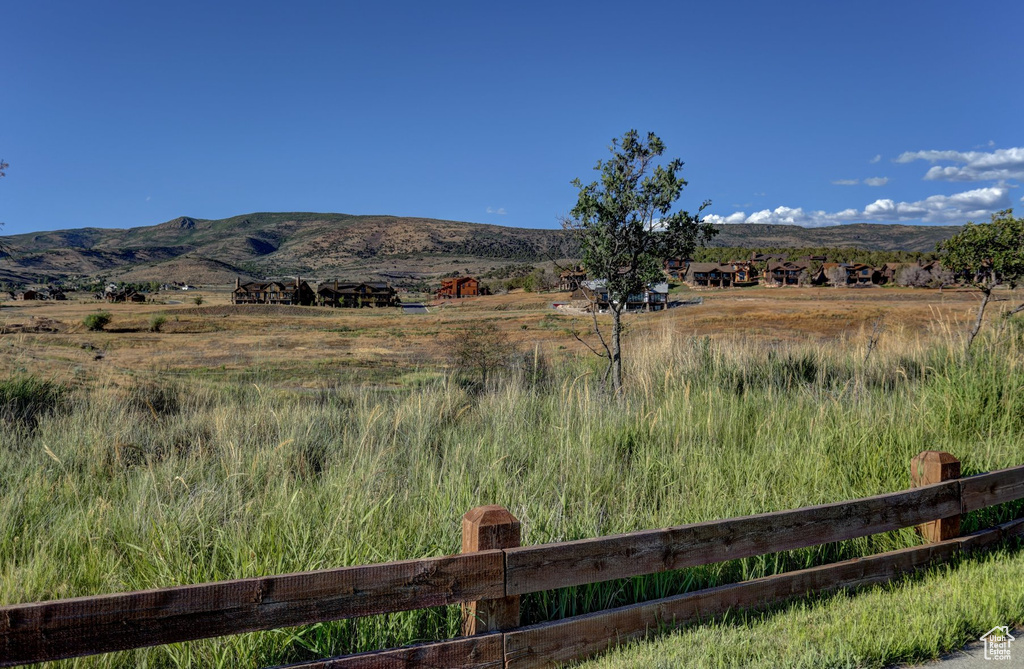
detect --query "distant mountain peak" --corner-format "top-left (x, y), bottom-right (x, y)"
top-left (0, 213), bottom-right (963, 285)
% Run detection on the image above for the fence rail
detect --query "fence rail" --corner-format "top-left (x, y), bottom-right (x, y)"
top-left (0, 551), bottom-right (504, 664)
top-left (1, 452), bottom-right (1022, 668)
top-left (503, 479), bottom-right (962, 594)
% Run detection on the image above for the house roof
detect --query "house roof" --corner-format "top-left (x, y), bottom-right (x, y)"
top-left (239, 280), bottom-right (310, 290)
top-left (768, 261), bottom-right (809, 271)
top-left (319, 282), bottom-right (394, 295)
top-left (686, 262), bottom-right (733, 273)
top-left (571, 285), bottom-right (601, 299)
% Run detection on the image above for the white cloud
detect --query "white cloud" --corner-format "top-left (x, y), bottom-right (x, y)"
top-left (485, 207), bottom-right (507, 215)
top-left (706, 206), bottom-right (859, 228)
top-left (870, 154), bottom-right (881, 164)
top-left (859, 185), bottom-right (1010, 223)
top-left (707, 212), bottom-right (749, 224)
top-left (832, 177), bottom-right (887, 187)
top-left (895, 147), bottom-right (1024, 182)
top-left (705, 185), bottom-right (1010, 227)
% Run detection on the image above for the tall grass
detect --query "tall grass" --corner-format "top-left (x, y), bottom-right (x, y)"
top-left (0, 325), bottom-right (1022, 667)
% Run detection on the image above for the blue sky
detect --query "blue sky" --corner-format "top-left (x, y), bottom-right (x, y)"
top-left (2, 1), bottom-right (1023, 235)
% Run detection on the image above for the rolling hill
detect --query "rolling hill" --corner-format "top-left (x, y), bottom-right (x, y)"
top-left (0, 212), bottom-right (963, 285)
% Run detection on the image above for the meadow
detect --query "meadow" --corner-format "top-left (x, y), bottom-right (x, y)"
top-left (0, 285), bottom-right (1022, 667)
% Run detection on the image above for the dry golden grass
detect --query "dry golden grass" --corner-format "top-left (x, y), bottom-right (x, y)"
top-left (0, 284), bottom-right (1018, 388)
top-left (0, 283), bottom-right (1022, 668)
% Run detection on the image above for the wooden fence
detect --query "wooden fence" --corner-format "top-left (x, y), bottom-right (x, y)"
top-left (2, 450), bottom-right (1023, 668)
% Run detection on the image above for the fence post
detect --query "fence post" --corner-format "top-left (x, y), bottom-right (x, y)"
top-left (461, 505), bottom-right (520, 635)
top-left (910, 450), bottom-right (961, 542)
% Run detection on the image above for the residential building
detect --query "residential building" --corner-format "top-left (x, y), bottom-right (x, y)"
top-left (317, 281), bottom-right (398, 308)
top-left (663, 258), bottom-right (690, 280)
top-left (684, 262), bottom-right (737, 287)
top-left (232, 277), bottom-right (316, 306)
top-left (437, 276), bottom-right (484, 298)
top-left (727, 260), bottom-right (758, 284)
top-left (558, 267), bottom-right (588, 291)
top-left (570, 280), bottom-right (670, 311)
top-left (765, 261), bottom-right (810, 286)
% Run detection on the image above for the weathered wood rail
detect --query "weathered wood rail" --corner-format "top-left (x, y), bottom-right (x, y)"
top-left (1, 451), bottom-right (1022, 668)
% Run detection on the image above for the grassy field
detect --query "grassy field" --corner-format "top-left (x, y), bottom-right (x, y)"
top-left (0, 283), bottom-right (1009, 386)
top-left (0, 285), bottom-right (1022, 667)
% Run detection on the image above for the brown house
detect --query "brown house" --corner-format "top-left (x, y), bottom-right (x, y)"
top-left (765, 261), bottom-right (810, 286)
top-left (317, 281), bottom-right (398, 308)
top-left (684, 262), bottom-right (737, 287)
top-left (727, 260), bottom-right (758, 284)
top-left (880, 262), bottom-right (913, 284)
top-left (558, 267), bottom-right (587, 291)
top-left (847, 263), bottom-right (880, 285)
top-left (232, 277), bottom-right (315, 306)
top-left (104, 287), bottom-right (144, 303)
top-left (814, 263), bottom-right (880, 286)
top-left (663, 258), bottom-right (690, 280)
top-left (437, 276), bottom-right (485, 299)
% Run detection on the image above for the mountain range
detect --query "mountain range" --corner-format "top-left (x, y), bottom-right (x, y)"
top-left (0, 212), bottom-right (962, 286)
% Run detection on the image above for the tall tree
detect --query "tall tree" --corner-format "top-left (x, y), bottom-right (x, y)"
top-left (564, 130), bottom-right (715, 392)
top-left (938, 209), bottom-right (1024, 352)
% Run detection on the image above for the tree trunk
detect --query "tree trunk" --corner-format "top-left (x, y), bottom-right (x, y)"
top-left (610, 307), bottom-right (623, 394)
top-left (965, 288), bottom-right (991, 356)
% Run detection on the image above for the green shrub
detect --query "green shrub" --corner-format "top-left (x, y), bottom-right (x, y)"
top-left (148, 314), bottom-right (167, 332)
top-left (193, 295), bottom-right (204, 306)
top-left (0, 375), bottom-right (65, 426)
top-left (83, 312), bottom-right (112, 331)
